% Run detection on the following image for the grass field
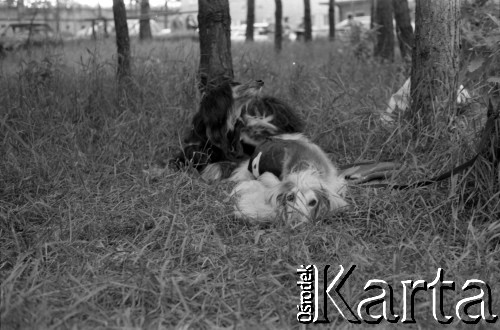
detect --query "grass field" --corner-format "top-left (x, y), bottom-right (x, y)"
top-left (1, 38), bottom-right (499, 329)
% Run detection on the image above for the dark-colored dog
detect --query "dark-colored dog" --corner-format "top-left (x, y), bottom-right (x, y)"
top-left (171, 79), bottom-right (305, 180)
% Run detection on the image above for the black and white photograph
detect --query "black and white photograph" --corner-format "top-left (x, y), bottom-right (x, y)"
top-left (1, 0), bottom-right (499, 328)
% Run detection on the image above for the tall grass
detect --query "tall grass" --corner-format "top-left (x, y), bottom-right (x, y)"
top-left (0, 38), bottom-right (498, 329)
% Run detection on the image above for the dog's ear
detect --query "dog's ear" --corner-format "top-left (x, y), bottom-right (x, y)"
top-left (189, 112), bottom-right (206, 142)
top-left (311, 188), bottom-right (331, 219)
top-left (199, 81), bottom-right (235, 154)
top-left (270, 181), bottom-right (295, 206)
top-left (200, 81), bottom-right (233, 131)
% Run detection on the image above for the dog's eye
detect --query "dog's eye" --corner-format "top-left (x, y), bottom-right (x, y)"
top-left (286, 194), bottom-right (295, 203)
top-left (308, 199), bottom-right (318, 207)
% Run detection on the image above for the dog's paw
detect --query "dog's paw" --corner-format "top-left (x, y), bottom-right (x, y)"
top-left (201, 163), bottom-right (223, 183)
top-left (142, 163), bottom-right (168, 178)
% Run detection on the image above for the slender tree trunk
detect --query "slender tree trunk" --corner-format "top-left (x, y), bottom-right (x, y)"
top-left (198, 0), bottom-right (233, 89)
top-left (55, 0), bottom-right (60, 33)
top-left (370, 0), bottom-right (375, 29)
top-left (139, 0), bottom-right (152, 40)
top-left (410, 0), bottom-right (460, 129)
top-left (245, 0), bottom-right (254, 42)
top-left (303, 0), bottom-right (312, 42)
top-left (17, 0), bottom-right (25, 20)
top-left (113, 0), bottom-right (131, 81)
top-left (275, 0), bottom-right (282, 52)
top-left (374, 0), bottom-right (394, 61)
top-left (392, 0), bottom-right (413, 61)
top-left (328, 0), bottom-right (335, 41)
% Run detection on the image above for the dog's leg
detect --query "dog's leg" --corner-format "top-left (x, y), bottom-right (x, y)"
top-left (200, 161), bottom-right (238, 182)
top-left (228, 159), bottom-right (254, 182)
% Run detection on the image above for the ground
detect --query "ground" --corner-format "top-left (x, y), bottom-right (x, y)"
top-left (0, 38), bottom-right (498, 329)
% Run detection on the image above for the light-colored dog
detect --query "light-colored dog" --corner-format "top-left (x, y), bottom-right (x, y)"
top-left (229, 134), bottom-right (348, 225)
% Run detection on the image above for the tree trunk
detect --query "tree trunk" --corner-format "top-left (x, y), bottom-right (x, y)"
top-left (328, 0), bottom-right (335, 41)
top-left (245, 0), bottom-right (254, 42)
top-left (392, 0), bottom-right (413, 61)
top-left (410, 0), bottom-right (460, 129)
top-left (17, 0), bottom-right (25, 20)
top-left (370, 0), bottom-right (375, 29)
top-left (303, 0), bottom-right (312, 42)
top-left (139, 0), bottom-right (152, 40)
top-left (374, 0), bottom-right (394, 61)
top-left (198, 0), bottom-right (234, 89)
top-left (113, 0), bottom-right (131, 81)
top-left (275, 0), bottom-right (283, 52)
top-left (55, 0), bottom-right (60, 33)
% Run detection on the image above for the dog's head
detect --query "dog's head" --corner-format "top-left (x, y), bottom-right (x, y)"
top-left (199, 79), bottom-right (264, 160)
top-left (269, 168), bottom-right (347, 226)
top-left (231, 80), bottom-right (264, 103)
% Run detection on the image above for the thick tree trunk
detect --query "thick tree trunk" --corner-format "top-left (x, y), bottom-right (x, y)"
top-left (374, 0), bottom-right (394, 61)
top-left (328, 0), bottom-right (335, 41)
top-left (113, 0), bottom-right (131, 81)
top-left (392, 0), bottom-right (413, 61)
top-left (275, 0), bottom-right (282, 52)
top-left (410, 0), bottom-right (460, 128)
top-left (139, 0), bottom-right (152, 40)
top-left (198, 0), bottom-right (233, 89)
top-left (245, 0), bottom-right (254, 42)
top-left (303, 0), bottom-right (312, 42)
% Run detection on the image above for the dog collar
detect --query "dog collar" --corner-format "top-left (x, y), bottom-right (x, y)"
top-left (251, 152), bottom-right (263, 177)
top-left (248, 139), bottom-right (287, 178)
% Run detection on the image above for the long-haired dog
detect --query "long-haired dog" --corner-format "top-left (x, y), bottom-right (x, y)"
top-left (171, 79), bottom-right (305, 181)
top-left (229, 134), bottom-right (348, 226)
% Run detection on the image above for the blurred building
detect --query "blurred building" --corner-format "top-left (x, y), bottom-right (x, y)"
top-left (179, 0), bottom-right (372, 30)
top-left (0, 1), bottom-right (173, 37)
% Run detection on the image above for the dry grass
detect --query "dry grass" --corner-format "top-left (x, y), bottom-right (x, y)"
top-left (0, 38), bottom-right (499, 329)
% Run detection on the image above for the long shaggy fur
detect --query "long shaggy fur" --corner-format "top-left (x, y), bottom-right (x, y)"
top-left (171, 80), bottom-right (304, 180)
top-left (229, 134), bottom-right (348, 225)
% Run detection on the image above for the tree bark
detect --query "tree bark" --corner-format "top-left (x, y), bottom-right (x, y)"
top-left (139, 0), bottom-right (152, 40)
top-left (374, 0), bottom-right (394, 61)
top-left (328, 0), bottom-right (335, 41)
top-left (303, 0), bottom-right (312, 42)
top-left (370, 0), bottom-right (375, 29)
top-left (245, 0), bottom-right (254, 42)
top-left (198, 0), bottom-right (234, 89)
top-left (410, 0), bottom-right (460, 128)
top-left (275, 0), bottom-right (282, 52)
top-left (392, 0), bottom-right (413, 61)
top-left (55, 0), bottom-right (60, 33)
top-left (17, 0), bottom-right (25, 20)
top-left (113, 0), bottom-right (131, 81)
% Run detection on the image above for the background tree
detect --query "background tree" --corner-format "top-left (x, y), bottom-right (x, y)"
top-left (370, 0), bottom-right (375, 29)
top-left (245, 0), bottom-right (254, 42)
top-left (139, 0), bottom-right (152, 40)
top-left (198, 0), bottom-right (233, 89)
top-left (374, 0), bottom-right (394, 61)
top-left (410, 0), bottom-right (460, 128)
top-left (113, 0), bottom-right (131, 81)
top-left (275, 0), bottom-right (282, 52)
top-left (328, 0), bottom-right (335, 41)
top-left (392, 0), bottom-right (413, 62)
top-left (17, 0), bottom-right (25, 20)
top-left (55, 0), bottom-right (60, 33)
top-left (303, 0), bottom-right (312, 42)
